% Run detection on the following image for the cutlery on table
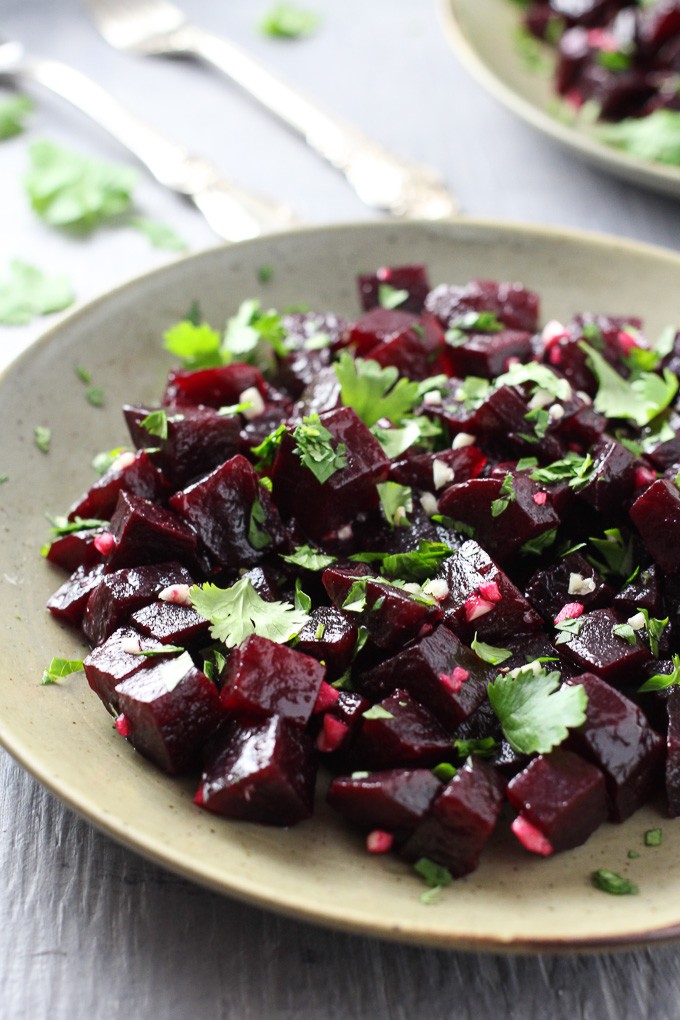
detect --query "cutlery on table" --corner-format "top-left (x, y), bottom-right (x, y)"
top-left (81, 0), bottom-right (459, 219)
top-left (0, 39), bottom-right (299, 242)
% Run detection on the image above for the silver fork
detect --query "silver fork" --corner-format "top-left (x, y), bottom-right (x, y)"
top-left (81, 0), bottom-right (459, 219)
top-left (0, 39), bottom-right (299, 242)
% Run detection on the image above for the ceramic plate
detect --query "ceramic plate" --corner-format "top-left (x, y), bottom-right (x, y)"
top-left (3, 220), bottom-right (680, 953)
top-left (439, 0), bottom-right (680, 201)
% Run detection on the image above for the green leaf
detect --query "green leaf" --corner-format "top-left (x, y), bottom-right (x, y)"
top-left (86, 386), bottom-right (104, 408)
top-left (496, 361), bottom-right (572, 401)
top-left (377, 480), bottom-right (413, 527)
top-left (0, 94), bottom-right (33, 140)
top-left (293, 413), bottom-right (347, 483)
top-left (591, 869), bottom-right (638, 896)
top-left (636, 607), bottom-right (669, 658)
top-left (280, 544), bottom-right (337, 571)
top-left (128, 216), bottom-right (187, 250)
top-left (0, 259), bottom-right (75, 325)
top-left (490, 472), bottom-right (516, 518)
top-left (645, 827), bottom-right (663, 847)
top-left (92, 447), bottom-right (128, 476)
top-left (530, 451), bottom-right (590, 485)
top-left (222, 298), bottom-right (288, 372)
top-left (294, 577), bottom-right (312, 613)
top-left (139, 409), bottom-right (169, 440)
top-left (612, 622), bottom-right (637, 645)
top-left (554, 615), bottom-right (585, 644)
top-left (413, 857), bottom-right (453, 903)
top-left (580, 342), bottom-right (678, 426)
top-left (471, 634), bottom-right (512, 665)
top-left (432, 762), bottom-right (457, 782)
top-left (378, 283), bottom-right (409, 309)
top-left (34, 425), bottom-right (51, 453)
top-left (586, 527), bottom-right (635, 580)
top-left (132, 645), bottom-right (184, 658)
top-left (350, 540), bottom-right (453, 583)
top-left (362, 705), bottom-right (394, 720)
top-left (454, 376), bottom-right (492, 410)
top-left (596, 110), bottom-right (680, 167)
top-left (260, 3), bottom-right (320, 38)
top-left (25, 140), bottom-right (137, 231)
top-left (488, 665), bottom-right (587, 755)
top-left (190, 578), bottom-right (309, 648)
top-left (638, 653), bottom-right (680, 693)
top-left (521, 528), bottom-right (557, 557)
top-left (334, 352), bottom-right (421, 427)
top-left (247, 497), bottom-right (272, 551)
top-left (41, 657), bottom-right (83, 685)
top-left (453, 736), bottom-right (499, 759)
top-left (258, 265), bottom-right (274, 284)
top-left (46, 515), bottom-right (108, 537)
top-left (252, 423), bottom-right (286, 469)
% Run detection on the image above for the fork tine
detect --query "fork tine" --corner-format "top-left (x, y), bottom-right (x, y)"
top-left (80, 0), bottom-right (186, 54)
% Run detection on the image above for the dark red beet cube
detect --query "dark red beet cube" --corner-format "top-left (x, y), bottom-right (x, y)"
top-left (115, 652), bottom-right (224, 774)
top-left (630, 479), bottom-right (680, 574)
top-left (425, 279), bottom-right (540, 333)
top-left (162, 362), bottom-right (266, 409)
top-left (614, 564), bottom-right (664, 617)
top-left (357, 264), bottom-right (431, 314)
top-left (347, 307), bottom-right (423, 358)
top-left (558, 608), bottom-right (652, 686)
top-left (106, 491), bottom-right (201, 572)
top-left (295, 606), bottom-right (358, 680)
top-left (666, 689), bottom-right (680, 817)
top-left (45, 529), bottom-right (105, 573)
top-left (47, 564), bottom-right (105, 627)
top-left (525, 552), bottom-right (612, 624)
top-left (196, 715), bottom-right (317, 825)
top-left (327, 768), bottom-right (441, 836)
top-left (68, 450), bottom-right (169, 522)
top-left (350, 688), bottom-right (453, 770)
top-left (170, 454), bottom-right (286, 570)
top-left (388, 444), bottom-right (487, 491)
top-left (507, 749), bottom-right (607, 854)
top-left (565, 673), bottom-right (664, 821)
top-left (83, 562), bottom-right (194, 646)
top-left (357, 625), bottom-right (490, 731)
top-left (399, 758), bottom-right (505, 877)
top-left (576, 437), bottom-right (636, 515)
top-left (443, 328), bottom-right (533, 380)
top-left (220, 634), bottom-right (325, 726)
top-left (271, 407), bottom-right (390, 542)
top-left (359, 579), bottom-right (442, 652)
top-left (83, 625), bottom-right (156, 710)
top-left (366, 312), bottom-right (446, 381)
top-left (130, 600), bottom-right (210, 647)
top-left (438, 474), bottom-right (559, 563)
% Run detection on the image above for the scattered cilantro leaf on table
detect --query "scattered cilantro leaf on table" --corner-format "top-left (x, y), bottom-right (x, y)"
top-left (260, 3), bottom-right (320, 38)
top-left (487, 664), bottom-right (588, 755)
top-left (128, 216), bottom-right (187, 250)
top-left (25, 140), bottom-right (137, 231)
top-left (0, 259), bottom-right (74, 325)
top-left (190, 577), bottom-right (309, 647)
top-left (0, 94), bottom-right (33, 140)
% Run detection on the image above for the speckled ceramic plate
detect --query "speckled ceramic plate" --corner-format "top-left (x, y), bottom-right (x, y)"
top-left (2, 220), bottom-right (680, 953)
top-left (439, 0), bottom-right (680, 201)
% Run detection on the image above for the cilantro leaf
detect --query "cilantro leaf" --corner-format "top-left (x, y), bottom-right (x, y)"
top-left (490, 472), bottom-right (516, 517)
top-left (638, 653), bottom-right (680, 693)
top-left (586, 527), bottom-right (635, 580)
top-left (25, 140), bottom-right (137, 231)
top-left (471, 634), bottom-right (512, 665)
top-left (46, 515), bottom-right (108, 537)
top-left (591, 869), bottom-right (638, 896)
top-left (190, 578), bottom-right (309, 648)
top-left (488, 666), bottom-right (587, 755)
top-left (377, 480), bottom-right (412, 527)
top-left (351, 540), bottom-right (453, 583)
top-left (222, 298), bottom-right (288, 371)
top-left (260, 3), bottom-right (320, 38)
top-left (362, 705), bottom-right (394, 720)
top-left (0, 94), bottom-right (33, 140)
top-left (414, 857), bottom-right (453, 904)
top-left (139, 409), bottom-right (169, 440)
top-left (92, 447), bottom-right (128, 476)
top-left (580, 342), bottom-right (678, 426)
top-left (637, 607), bottom-right (669, 658)
top-left (293, 413), bottom-right (347, 483)
top-left (41, 657), bottom-right (83, 685)
top-left (280, 544), bottom-right (337, 571)
top-left (453, 736), bottom-right (499, 759)
top-left (334, 352), bottom-right (421, 428)
top-left (612, 622), bottom-right (637, 645)
top-left (247, 497), bottom-right (272, 551)
top-left (496, 361), bottom-right (571, 401)
top-left (164, 320), bottom-right (221, 370)
top-left (128, 216), bottom-right (187, 250)
top-left (252, 423), bottom-right (286, 469)
top-left (34, 425), bottom-right (51, 453)
top-left (378, 283), bottom-right (409, 309)
top-left (596, 110), bottom-right (680, 167)
top-left (0, 259), bottom-right (75, 325)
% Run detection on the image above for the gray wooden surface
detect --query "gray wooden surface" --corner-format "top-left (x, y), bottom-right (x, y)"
top-left (3, 1), bottom-right (680, 1017)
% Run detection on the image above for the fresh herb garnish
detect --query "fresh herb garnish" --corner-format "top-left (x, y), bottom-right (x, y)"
top-left (597, 109), bottom-right (680, 167)
top-left (554, 616), bottom-right (585, 644)
top-left (247, 497), bottom-right (272, 551)
top-left (645, 828), bottom-right (663, 847)
top-left (586, 527), bottom-right (635, 581)
top-left (294, 577), bottom-right (312, 613)
top-left (0, 94), bottom-right (33, 140)
top-left (190, 577), bottom-right (309, 648)
top-left (453, 736), bottom-right (499, 759)
top-left (471, 634), bottom-right (512, 665)
top-left (163, 320), bottom-right (221, 370)
top-left (637, 607), bottom-right (669, 657)
top-left (92, 447), bottom-right (128, 476)
top-left (34, 425), bottom-right (51, 454)
top-left (350, 540), bottom-right (452, 583)
top-left (377, 480), bottom-right (413, 527)
top-left (280, 544), bottom-right (337, 571)
top-left (488, 665), bottom-right (588, 755)
top-left (496, 361), bottom-right (571, 401)
top-left (638, 653), bottom-right (680, 693)
top-left (413, 857), bottom-right (453, 905)
top-left (530, 451), bottom-right (593, 488)
top-left (612, 622), bottom-right (637, 646)
top-left (334, 352), bottom-right (421, 427)
top-left (362, 705), bottom-right (395, 720)
top-left (46, 515), bottom-right (108, 537)
top-left (128, 216), bottom-right (187, 250)
top-left (222, 298), bottom-right (288, 370)
top-left (432, 762), bottom-right (457, 782)
top-left (41, 657), bottom-right (83, 685)
top-left (260, 3), bottom-right (320, 38)
top-left (133, 645), bottom-right (184, 658)
top-left (293, 413), bottom-right (347, 483)
top-left (490, 472), bottom-right (516, 518)
top-left (252, 423), bottom-right (286, 469)
top-left (591, 869), bottom-right (638, 896)
top-left (139, 409), bottom-right (169, 440)
top-left (580, 342), bottom-right (678, 426)
top-left (378, 283), bottom-right (409, 309)
top-left (0, 259), bottom-right (75, 325)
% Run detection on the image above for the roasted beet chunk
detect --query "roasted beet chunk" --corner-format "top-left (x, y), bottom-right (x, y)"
top-left (271, 406), bottom-right (389, 542)
top-left (507, 749), bottom-right (607, 855)
top-left (399, 758), bottom-right (505, 877)
top-left (196, 715), bottom-right (317, 825)
top-left (83, 625), bottom-right (155, 710)
top-left (357, 625), bottom-right (490, 731)
top-left (68, 450), bottom-right (169, 522)
top-left (425, 279), bottom-right (540, 333)
top-left (47, 564), bottom-right (105, 626)
top-left (327, 768), bottom-right (441, 838)
top-left (115, 652), bottom-right (224, 774)
top-left (557, 608), bottom-right (651, 686)
top-left (576, 437), bottom-right (636, 516)
top-left (565, 673), bottom-right (664, 821)
top-left (442, 327), bottom-right (534, 381)
top-left (83, 562), bottom-right (194, 646)
top-left (525, 552), bottom-right (612, 624)
top-left (130, 600), bottom-right (210, 648)
top-left (106, 491), bottom-right (201, 572)
top-left (170, 454), bottom-right (285, 570)
top-left (220, 634), bottom-right (325, 726)
top-left (45, 527), bottom-right (105, 573)
top-left (630, 479), bottom-right (680, 574)
top-left (357, 264), bottom-right (431, 314)
top-left (162, 362), bottom-right (266, 409)
top-left (350, 688), bottom-right (453, 770)
top-left (295, 606), bottom-right (358, 680)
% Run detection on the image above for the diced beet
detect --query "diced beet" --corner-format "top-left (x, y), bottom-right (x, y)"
top-left (220, 634), bottom-right (325, 726)
top-left (115, 652), bottom-right (224, 774)
top-left (576, 437), bottom-right (636, 515)
top-left (47, 564), bottom-right (106, 627)
top-left (321, 563), bottom-right (373, 606)
top-left (666, 688), bottom-right (680, 817)
top-left (558, 608), bottom-right (652, 685)
top-left (327, 768), bottom-right (441, 836)
top-left (82, 562), bottom-right (194, 646)
top-left (130, 600), bottom-right (210, 647)
top-left (124, 405), bottom-right (241, 487)
top-left (525, 552), bottom-right (612, 624)
top-left (170, 454), bottom-right (286, 570)
top-left (443, 328), bottom-right (534, 380)
top-left (425, 279), bottom-right (540, 333)
top-left (196, 715), bottom-right (317, 825)
top-left (438, 475), bottom-right (560, 563)
top-left (292, 365), bottom-right (342, 418)
top-left (162, 363), bottom-right (266, 409)
top-left (83, 625), bottom-right (156, 710)
top-left (355, 578), bottom-right (442, 652)
top-left (507, 749), bottom-right (607, 854)
top-left (347, 307), bottom-right (423, 358)
top-left (295, 606), bottom-right (358, 680)
top-left (614, 564), bottom-right (664, 616)
top-left (357, 264), bottom-right (431, 314)
top-left (630, 478), bottom-right (680, 574)
top-left (271, 407), bottom-right (390, 542)
top-left (399, 758), bottom-right (505, 877)
top-left (106, 491), bottom-right (201, 572)
top-left (565, 672), bottom-right (664, 821)
top-left (357, 625), bottom-right (490, 731)
top-left (68, 450), bottom-right (170, 522)
top-left (45, 530), bottom-right (104, 574)
top-left (350, 688), bottom-right (453, 770)
top-left (436, 541), bottom-right (542, 642)
top-left (367, 312), bottom-right (446, 381)
top-left (388, 445), bottom-right (487, 491)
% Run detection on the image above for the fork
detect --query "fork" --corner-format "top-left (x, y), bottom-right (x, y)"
top-left (81, 0), bottom-right (459, 219)
top-left (0, 39), bottom-right (299, 242)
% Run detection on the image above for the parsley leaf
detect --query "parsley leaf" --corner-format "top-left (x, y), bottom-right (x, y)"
top-left (280, 544), bottom-right (337, 571)
top-left (139, 409), bottom-right (169, 440)
top-left (488, 666), bottom-right (588, 755)
top-left (334, 352), bottom-right (421, 427)
top-left (0, 259), bottom-right (75, 325)
top-left (41, 657), bottom-right (83, 685)
top-left (293, 413), bottom-right (347, 483)
top-left (260, 3), bottom-right (320, 38)
top-left (490, 472), bottom-right (516, 517)
top-left (190, 578), bottom-right (309, 648)
top-left (128, 216), bottom-right (187, 250)
top-left (580, 342), bottom-right (678, 426)
top-left (471, 634), bottom-right (512, 665)
top-left (377, 480), bottom-right (413, 527)
top-left (638, 653), bottom-right (680, 693)
top-left (25, 140), bottom-right (137, 231)
top-left (0, 94), bottom-right (33, 140)
top-left (496, 361), bottom-right (571, 401)
top-left (350, 540), bottom-right (453, 583)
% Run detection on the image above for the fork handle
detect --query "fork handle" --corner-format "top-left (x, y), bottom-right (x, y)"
top-left (176, 25), bottom-right (459, 219)
top-left (17, 54), bottom-right (298, 240)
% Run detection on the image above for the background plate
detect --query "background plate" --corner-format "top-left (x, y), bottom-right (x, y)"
top-left (2, 220), bottom-right (680, 953)
top-left (439, 0), bottom-right (680, 201)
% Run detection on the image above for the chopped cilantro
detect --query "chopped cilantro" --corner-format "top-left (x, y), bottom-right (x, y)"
top-left (628, 850), bottom-right (640, 860)
top-left (637, 607), bottom-right (669, 658)
top-left (258, 265), bottom-right (274, 283)
top-left (86, 386), bottom-right (104, 408)
top-left (613, 622), bottom-right (637, 645)
top-left (432, 762), bottom-right (457, 782)
top-left (521, 528), bottom-right (557, 557)
top-left (580, 342), bottom-right (678, 426)
top-left (252, 423), bottom-right (286, 468)
top-left (46, 515), bottom-right (108, 537)
top-left (514, 25), bottom-right (553, 72)
top-left (334, 352), bottom-right (421, 427)
top-left (530, 451), bottom-right (592, 487)
top-left (350, 540), bottom-right (452, 583)
top-left (638, 653), bottom-right (680, 692)
top-left (496, 361), bottom-right (571, 401)
top-left (139, 409), bottom-right (169, 440)
top-left (0, 94), bottom-right (33, 140)
top-left (260, 3), bottom-right (320, 38)
top-left (362, 705), bottom-right (395, 720)
top-left (41, 657), bottom-right (83, 685)
top-left (34, 425), bottom-right (51, 454)
top-left (0, 474), bottom-right (7, 485)
top-left (554, 615), bottom-right (585, 644)
top-left (597, 49), bottom-right (632, 72)
top-left (377, 480), bottom-right (412, 527)
top-left (488, 665), bottom-right (587, 755)
top-left (133, 645), bottom-right (184, 658)
top-left (280, 544), bottom-right (337, 571)
top-left (591, 869), bottom-right (638, 896)
top-left (645, 828), bottom-right (663, 847)
top-left (190, 577), bottom-right (309, 648)
top-left (128, 216), bottom-right (187, 250)
top-left (453, 736), bottom-right (499, 759)
top-left (294, 577), bottom-right (312, 613)
top-left (202, 647), bottom-right (226, 682)
top-left (163, 319), bottom-right (222, 370)
top-left (586, 527), bottom-right (635, 581)
top-left (414, 857), bottom-right (453, 904)
top-left (74, 366), bottom-right (91, 385)
top-left (471, 634), bottom-right (512, 665)
top-left (490, 472), bottom-right (516, 518)
top-left (455, 376), bottom-right (492, 409)
top-left (25, 140), bottom-right (137, 231)
top-left (378, 283), bottom-right (409, 309)
top-left (597, 110), bottom-right (680, 167)
top-left (293, 413), bottom-right (347, 483)
top-left (247, 498), bottom-right (272, 551)
top-left (0, 259), bottom-right (75, 325)
top-left (92, 447), bottom-right (128, 476)
top-left (521, 406), bottom-right (550, 441)
top-left (516, 456), bottom-right (538, 471)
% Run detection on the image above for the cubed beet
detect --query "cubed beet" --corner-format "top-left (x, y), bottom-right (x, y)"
top-left (82, 562), bottom-right (194, 646)
top-left (45, 528), bottom-right (105, 573)
top-left (357, 264), bottom-right (431, 314)
top-left (327, 768), bottom-right (441, 836)
top-left (130, 600), bottom-right (210, 647)
top-left (630, 478), bottom-right (680, 574)
top-left (46, 564), bottom-right (105, 626)
top-left (83, 625), bottom-right (156, 710)
top-left (68, 450), bottom-right (170, 522)
top-left (525, 552), bottom-right (612, 624)
top-left (558, 608), bottom-right (652, 686)
top-left (425, 279), bottom-right (540, 333)
top-left (106, 491), bottom-right (201, 572)
top-left (295, 606), bottom-right (358, 680)
top-left (162, 362), bottom-right (266, 409)
top-left (350, 688), bottom-right (453, 770)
